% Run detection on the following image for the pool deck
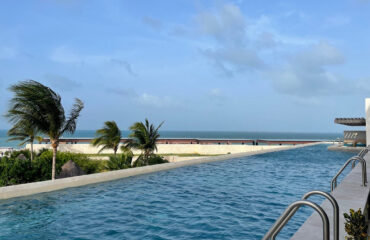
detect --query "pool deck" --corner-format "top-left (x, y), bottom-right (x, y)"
top-left (291, 151), bottom-right (370, 239)
top-left (0, 143), bottom-right (320, 200)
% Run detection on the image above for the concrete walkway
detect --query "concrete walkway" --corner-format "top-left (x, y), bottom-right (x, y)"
top-left (0, 143), bottom-right (319, 200)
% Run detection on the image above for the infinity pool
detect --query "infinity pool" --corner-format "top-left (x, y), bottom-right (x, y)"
top-left (0, 145), bottom-right (353, 240)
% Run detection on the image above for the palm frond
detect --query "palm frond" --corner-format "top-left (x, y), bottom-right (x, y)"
top-left (127, 118), bottom-right (163, 163)
top-left (62, 98), bottom-right (84, 135)
top-left (92, 121), bottom-right (122, 154)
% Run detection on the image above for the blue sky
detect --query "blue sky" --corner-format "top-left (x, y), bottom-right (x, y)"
top-left (0, 0), bottom-right (370, 132)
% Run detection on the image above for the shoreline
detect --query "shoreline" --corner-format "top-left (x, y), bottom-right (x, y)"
top-left (0, 143), bottom-right (322, 200)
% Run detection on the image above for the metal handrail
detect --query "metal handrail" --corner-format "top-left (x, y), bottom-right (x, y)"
top-left (262, 200), bottom-right (330, 240)
top-left (352, 148), bottom-right (368, 169)
top-left (358, 148), bottom-right (369, 158)
top-left (269, 191), bottom-right (339, 240)
top-left (351, 155), bottom-right (367, 171)
top-left (331, 156), bottom-right (367, 191)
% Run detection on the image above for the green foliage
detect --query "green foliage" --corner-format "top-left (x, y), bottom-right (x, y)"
top-left (0, 150), bottom-right (106, 186)
top-left (125, 118), bottom-right (163, 165)
top-left (7, 120), bottom-right (40, 145)
top-left (133, 154), bottom-right (168, 167)
top-left (0, 148), bottom-right (169, 187)
top-left (6, 80), bottom-right (84, 179)
top-left (106, 154), bottom-right (132, 170)
top-left (148, 155), bottom-right (168, 165)
top-left (6, 80), bottom-right (84, 140)
top-left (0, 156), bottom-right (33, 186)
top-left (344, 208), bottom-right (368, 240)
top-left (92, 121), bottom-right (122, 154)
top-left (36, 148), bottom-right (50, 157)
top-left (34, 151), bottom-right (105, 176)
top-left (9, 149), bottom-right (32, 159)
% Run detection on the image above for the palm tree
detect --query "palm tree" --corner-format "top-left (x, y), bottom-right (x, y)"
top-left (7, 120), bottom-right (41, 161)
top-left (125, 118), bottom-right (163, 165)
top-left (6, 80), bottom-right (84, 180)
top-left (91, 121), bottom-right (122, 155)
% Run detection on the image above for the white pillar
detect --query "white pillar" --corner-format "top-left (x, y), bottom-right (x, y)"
top-left (366, 98), bottom-right (370, 146)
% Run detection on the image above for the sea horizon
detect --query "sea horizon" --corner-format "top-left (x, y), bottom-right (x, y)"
top-left (0, 129), bottom-right (342, 148)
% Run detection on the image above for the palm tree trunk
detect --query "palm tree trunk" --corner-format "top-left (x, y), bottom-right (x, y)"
top-left (145, 150), bottom-right (150, 165)
top-left (51, 140), bottom-right (58, 180)
top-left (30, 141), bottom-right (34, 162)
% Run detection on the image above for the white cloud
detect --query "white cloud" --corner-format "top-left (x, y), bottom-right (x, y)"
top-left (135, 93), bottom-right (175, 108)
top-left (254, 32), bottom-right (276, 49)
top-left (246, 15), bottom-right (316, 47)
top-left (194, 4), bottom-right (319, 77)
top-left (269, 41), bottom-right (346, 96)
top-left (196, 4), bottom-right (264, 76)
top-left (201, 47), bottom-right (263, 75)
top-left (293, 41), bottom-right (345, 66)
top-left (196, 3), bottom-right (246, 46)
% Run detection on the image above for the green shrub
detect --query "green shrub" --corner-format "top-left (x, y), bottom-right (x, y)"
top-left (106, 154), bottom-right (132, 170)
top-left (9, 149), bottom-right (32, 160)
top-left (148, 154), bottom-right (168, 165)
top-left (133, 154), bottom-right (168, 167)
top-left (344, 208), bottom-right (368, 240)
top-left (0, 156), bottom-right (33, 186)
top-left (33, 151), bottom-right (105, 177)
top-left (0, 150), bottom-right (107, 186)
top-left (0, 149), bottom-right (169, 187)
top-left (36, 148), bottom-right (50, 157)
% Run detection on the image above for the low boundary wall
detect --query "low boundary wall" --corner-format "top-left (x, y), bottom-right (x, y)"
top-left (27, 143), bottom-right (284, 155)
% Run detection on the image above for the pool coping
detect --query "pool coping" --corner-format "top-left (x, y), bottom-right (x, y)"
top-left (0, 143), bottom-right (322, 200)
top-left (291, 150), bottom-right (370, 239)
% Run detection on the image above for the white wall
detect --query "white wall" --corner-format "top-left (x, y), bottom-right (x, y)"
top-left (27, 143), bottom-right (285, 155)
top-left (366, 98), bottom-right (370, 146)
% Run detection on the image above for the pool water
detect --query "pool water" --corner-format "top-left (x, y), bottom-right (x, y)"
top-left (0, 145), bottom-right (354, 240)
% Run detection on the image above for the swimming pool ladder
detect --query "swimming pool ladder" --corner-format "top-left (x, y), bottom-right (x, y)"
top-left (331, 155), bottom-right (367, 191)
top-left (262, 190), bottom-right (338, 240)
top-left (352, 148), bottom-right (369, 168)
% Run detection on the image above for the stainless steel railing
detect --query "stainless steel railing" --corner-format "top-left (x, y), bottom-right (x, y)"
top-left (268, 191), bottom-right (339, 240)
top-left (352, 148), bottom-right (369, 168)
top-left (331, 156), bottom-right (367, 191)
top-left (358, 148), bottom-right (369, 158)
top-left (262, 200), bottom-right (330, 240)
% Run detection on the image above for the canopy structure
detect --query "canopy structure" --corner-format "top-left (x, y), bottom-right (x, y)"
top-left (334, 118), bottom-right (366, 126)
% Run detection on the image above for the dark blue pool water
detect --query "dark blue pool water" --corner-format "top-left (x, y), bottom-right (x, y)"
top-left (0, 145), bottom-right (353, 240)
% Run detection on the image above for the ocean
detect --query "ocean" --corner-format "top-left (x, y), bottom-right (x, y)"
top-left (0, 130), bottom-right (341, 148)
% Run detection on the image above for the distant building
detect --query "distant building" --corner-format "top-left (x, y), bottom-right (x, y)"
top-left (334, 118), bottom-right (365, 147)
top-left (334, 98), bottom-right (370, 147)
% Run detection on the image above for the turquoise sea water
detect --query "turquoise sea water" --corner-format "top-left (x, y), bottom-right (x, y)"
top-left (0, 145), bottom-right (353, 239)
top-left (0, 130), bottom-right (341, 148)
